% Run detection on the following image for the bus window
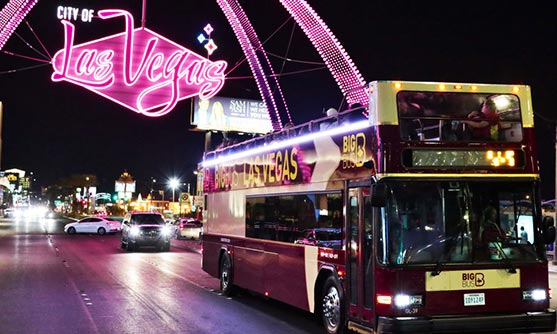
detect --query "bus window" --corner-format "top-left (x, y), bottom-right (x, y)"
top-left (397, 91), bottom-right (523, 143)
top-left (246, 192), bottom-right (343, 249)
top-left (380, 180), bottom-right (542, 266)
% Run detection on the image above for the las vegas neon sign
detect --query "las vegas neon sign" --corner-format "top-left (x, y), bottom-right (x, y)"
top-left (51, 9), bottom-right (227, 117)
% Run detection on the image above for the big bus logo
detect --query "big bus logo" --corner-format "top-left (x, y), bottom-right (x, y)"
top-left (462, 272), bottom-right (485, 288)
top-left (342, 132), bottom-right (366, 169)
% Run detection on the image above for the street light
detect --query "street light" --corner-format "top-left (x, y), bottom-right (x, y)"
top-left (149, 178), bottom-right (157, 211)
top-left (85, 176), bottom-right (91, 214)
top-left (169, 178), bottom-right (180, 202)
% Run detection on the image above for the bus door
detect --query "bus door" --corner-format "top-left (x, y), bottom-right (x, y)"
top-left (347, 184), bottom-right (374, 330)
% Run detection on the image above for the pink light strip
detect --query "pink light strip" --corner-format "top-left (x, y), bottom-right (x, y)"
top-left (216, 0), bottom-right (292, 131)
top-left (2, 49), bottom-right (50, 62)
top-left (278, 0), bottom-right (368, 109)
top-left (0, 0), bottom-right (38, 51)
top-left (202, 119), bottom-right (370, 167)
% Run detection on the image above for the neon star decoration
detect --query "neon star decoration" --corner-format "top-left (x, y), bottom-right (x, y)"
top-left (203, 24), bottom-right (214, 36)
top-left (51, 9), bottom-right (228, 117)
top-left (0, 0), bottom-right (39, 51)
top-left (204, 39), bottom-right (218, 56)
top-left (197, 23), bottom-right (218, 56)
top-left (197, 33), bottom-right (207, 44)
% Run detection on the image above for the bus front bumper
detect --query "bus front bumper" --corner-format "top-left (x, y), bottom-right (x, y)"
top-left (377, 309), bottom-right (556, 334)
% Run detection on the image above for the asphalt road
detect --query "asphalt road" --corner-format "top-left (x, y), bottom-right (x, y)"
top-left (0, 215), bottom-right (322, 334)
top-left (1, 215), bottom-right (557, 334)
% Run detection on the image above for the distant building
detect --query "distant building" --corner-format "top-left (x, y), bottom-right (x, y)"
top-left (115, 171), bottom-right (136, 203)
top-left (0, 168), bottom-right (33, 207)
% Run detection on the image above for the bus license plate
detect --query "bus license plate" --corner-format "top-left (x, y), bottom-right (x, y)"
top-left (464, 293), bottom-right (485, 306)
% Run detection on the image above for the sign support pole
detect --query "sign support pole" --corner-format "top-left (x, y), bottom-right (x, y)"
top-left (141, 0), bottom-right (146, 28)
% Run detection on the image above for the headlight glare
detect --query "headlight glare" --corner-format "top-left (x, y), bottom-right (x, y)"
top-left (394, 294), bottom-right (423, 308)
top-left (161, 226), bottom-right (173, 237)
top-left (130, 226), bottom-right (141, 237)
top-left (523, 289), bottom-right (547, 301)
top-left (394, 295), bottom-right (411, 307)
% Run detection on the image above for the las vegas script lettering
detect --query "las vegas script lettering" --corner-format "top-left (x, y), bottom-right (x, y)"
top-left (51, 9), bottom-right (227, 117)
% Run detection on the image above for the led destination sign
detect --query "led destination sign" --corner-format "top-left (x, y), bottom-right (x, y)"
top-left (403, 149), bottom-right (524, 169)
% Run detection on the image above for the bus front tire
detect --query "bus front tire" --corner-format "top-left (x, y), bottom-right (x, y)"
top-left (220, 253), bottom-right (236, 296)
top-left (321, 276), bottom-right (345, 334)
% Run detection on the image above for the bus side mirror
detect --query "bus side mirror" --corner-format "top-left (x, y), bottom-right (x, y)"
top-left (543, 215), bottom-right (556, 245)
top-left (371, 183), bottom-right (386, 207)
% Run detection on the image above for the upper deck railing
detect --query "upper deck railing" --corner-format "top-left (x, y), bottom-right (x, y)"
top-left (202, 105), bottom-right (368, 167)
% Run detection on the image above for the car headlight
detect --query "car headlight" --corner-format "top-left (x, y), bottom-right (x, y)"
top-left (161, 226), bottom-right (173, 237)
top-left (130, 226), bottom-right (141, 237)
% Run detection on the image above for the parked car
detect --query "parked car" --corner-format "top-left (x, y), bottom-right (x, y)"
top-left (64, 216), bottom-right (122, 235)
top-left (120, 212), bottom-right (173, 251)
top-left (171, 218), bottom-right (203, 240)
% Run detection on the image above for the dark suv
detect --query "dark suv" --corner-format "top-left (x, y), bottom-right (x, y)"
top-left (120, 212), bottom-right (172, 251)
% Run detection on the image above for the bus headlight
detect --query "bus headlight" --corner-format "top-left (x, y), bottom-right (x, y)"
top-left (394, 294), bottom-right (424, 308)
top-left (523, 289), bottom-right (547, 301)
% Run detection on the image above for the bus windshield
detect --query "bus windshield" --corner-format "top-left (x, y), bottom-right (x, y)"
top-left (379, 180), bottom-right (543, 266)
top-left (397, 91), bottom-right (523, 142)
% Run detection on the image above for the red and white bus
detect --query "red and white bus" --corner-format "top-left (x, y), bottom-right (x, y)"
top-left (200, 80), bottom-right (556, 334)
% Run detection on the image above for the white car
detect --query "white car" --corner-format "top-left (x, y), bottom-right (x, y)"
top-left (171, 218), bottom-right (203, 240)
top-left (64, 216), bottom-right (122, 235)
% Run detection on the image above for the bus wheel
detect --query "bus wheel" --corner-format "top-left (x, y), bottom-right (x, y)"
top-left (321, 276), bottom-right (345, 334)
top-left (220, 253), bottom-right (235, 296)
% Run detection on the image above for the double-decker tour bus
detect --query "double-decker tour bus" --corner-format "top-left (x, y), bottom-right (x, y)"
top-left (200, 80), bottom-right (556, 334)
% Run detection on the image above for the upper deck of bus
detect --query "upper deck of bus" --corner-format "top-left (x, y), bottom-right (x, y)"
top-left (369, 80), bottom-right (533, 129)
top-left (202, 80), bottom-right (538, 192)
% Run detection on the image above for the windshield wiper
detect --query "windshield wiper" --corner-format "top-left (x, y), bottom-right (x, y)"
top-left (492, 240), bottom-right (517, 274)
top-left (431, 234), bottom-right (462, 276)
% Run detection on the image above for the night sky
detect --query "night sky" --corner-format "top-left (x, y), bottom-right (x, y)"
top-left (1, 1), bottom-right (556, 198)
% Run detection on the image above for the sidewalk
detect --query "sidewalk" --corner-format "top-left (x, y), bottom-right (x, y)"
top-left (171, 237), bottom-right (202, 254)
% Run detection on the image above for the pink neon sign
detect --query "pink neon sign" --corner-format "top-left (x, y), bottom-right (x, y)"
top-left (51, 9), bottom-right (228, 117)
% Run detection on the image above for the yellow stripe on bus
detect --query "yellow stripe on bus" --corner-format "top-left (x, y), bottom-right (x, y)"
top-left (425, 269), bottom-right (521, 291)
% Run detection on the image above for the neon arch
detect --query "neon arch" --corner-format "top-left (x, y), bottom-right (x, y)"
top-left (277, 0), bottom-right (368, 109)
top-left (216, 0), bottom-right (368, 127)
top-left (216, 0), bottom-right (293, 132)
top-left (3, 1), bottom-right (367, 121)
top-left (0, 0), bottom-right (39, 51)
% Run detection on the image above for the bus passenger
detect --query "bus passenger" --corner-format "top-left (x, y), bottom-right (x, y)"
top-left (520, 226), bottom-right (529, 244)
top-left (398, 93), bottom-right (425, 141)
top-left (480, 205), bottom-right (505, 243)
top-left (463, 98), bottom-right (500, 140)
